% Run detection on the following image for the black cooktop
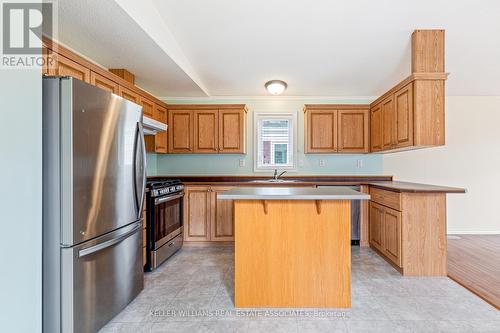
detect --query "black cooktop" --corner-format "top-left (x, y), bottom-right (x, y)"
top-left (146, 178), bottom-right (182, 189)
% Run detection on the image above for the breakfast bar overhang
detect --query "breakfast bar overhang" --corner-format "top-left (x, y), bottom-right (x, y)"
top-left (218, 187), bottom-right (370, 308)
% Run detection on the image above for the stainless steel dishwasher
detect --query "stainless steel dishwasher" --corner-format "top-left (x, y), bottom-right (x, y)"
top-left (316, 185), bottom-right (361, 245)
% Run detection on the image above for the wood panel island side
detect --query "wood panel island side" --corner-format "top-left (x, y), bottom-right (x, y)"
top-left (218, 187), bottom-right (370, 308)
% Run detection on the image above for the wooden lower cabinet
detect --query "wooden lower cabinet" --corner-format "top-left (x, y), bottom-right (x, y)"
top-left (369, 187), bottom-right (447, 276)
top-left (184, 186), bottom-right (211, 241)
top-left (369, 202), bottom-right (402, 268)
top-left (210, 186), bottom-right (235, 241)
top-left (184, 185), bottom-right (234, 242)
top-left (382, 207), bottom-right (402, 267)
top-left (369, 202), bottom-right (385, 252)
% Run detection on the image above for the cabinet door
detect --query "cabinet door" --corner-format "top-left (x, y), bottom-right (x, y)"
top-left (383, 207), bottom-right (402, 267)
top-left (154, 104), bottom-right (168, 153)
top-left (219, 109), bottom-right (246, 153)
top-left (381, 96), bottom-right (396, 150)
top-left (90, 71), bottom-right (118, 94)
top-left (193, 110), bottom-right (218, 153)
top-left (140, 97), bottom-right (155, 118)
top-left (305, 110), bottom-right (337, 153)
top-left (210, 186), bottom-right (235, 241)
top-left (370, 104), bottom-right (383, 152)
top-left (118, 86), bottom-right (140, 104)
top-left (338, 109), bottom-right (369, 153)
top-left (184, 187), bottom-right (211, 241)
top-left (369, 202), bottom-right (384, 251)
top-left (168, 110), bottom-right (193, 153)
top-left (54, 53), bottom-right (90, 83)
top-left (394, 83), bottom-right (414, 148)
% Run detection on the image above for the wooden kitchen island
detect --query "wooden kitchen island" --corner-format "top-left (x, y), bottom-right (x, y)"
top-left (218, 187), bottom-right (370, 308)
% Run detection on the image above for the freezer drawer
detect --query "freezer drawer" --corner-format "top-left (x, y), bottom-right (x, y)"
top-left (60, 222), bottom-right (143, 333)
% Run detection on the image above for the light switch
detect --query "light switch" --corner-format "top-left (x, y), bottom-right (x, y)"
top-left (357, 159), bottom-right (363, 168)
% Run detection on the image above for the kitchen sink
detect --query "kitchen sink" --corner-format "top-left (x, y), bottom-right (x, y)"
top-left (249, 179), bottom-right (299, 183)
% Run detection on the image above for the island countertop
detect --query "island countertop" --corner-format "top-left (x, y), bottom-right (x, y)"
top-left (217, 186), bottom-right (371, 200)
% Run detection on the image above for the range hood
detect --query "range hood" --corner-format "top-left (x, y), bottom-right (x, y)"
top-left (142, 116), bottom-right (167, 135)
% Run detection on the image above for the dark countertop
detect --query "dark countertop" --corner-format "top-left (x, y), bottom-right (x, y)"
top-left (146, 175), bottom-right (466, 194)
top-left (147, 175), bottom-right (393, 186)
top-left (367, 181), bottom-right (466, 193)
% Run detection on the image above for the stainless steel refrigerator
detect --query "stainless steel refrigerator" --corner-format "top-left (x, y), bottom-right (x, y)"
top-left (43, 77), bottom-right (146, 333)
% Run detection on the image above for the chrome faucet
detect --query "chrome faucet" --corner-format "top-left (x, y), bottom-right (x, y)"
top-left (273, 169), bottom-right (287, 180)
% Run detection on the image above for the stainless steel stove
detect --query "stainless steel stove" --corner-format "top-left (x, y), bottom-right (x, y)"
top-left (145, 179), bottom-right (184, 271)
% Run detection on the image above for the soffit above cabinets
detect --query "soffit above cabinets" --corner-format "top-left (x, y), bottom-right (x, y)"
top-left (57, 0), bottom-right (500, 97)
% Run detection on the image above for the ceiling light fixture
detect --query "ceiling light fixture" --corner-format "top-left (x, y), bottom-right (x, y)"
top-left (265, 80), bottom-right (287, 95)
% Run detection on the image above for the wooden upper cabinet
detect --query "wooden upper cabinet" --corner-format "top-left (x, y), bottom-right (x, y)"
top-left (338, 109), bottom-right (369, 153)
top-left (184, 186), bottom-right (211, 241)
top-left (53, 53), bottom-right (90, 83)
top-left (118, 86), bottom-right (140, 104)
top-left (168, 110), bottom-right (193, 153)
top-left (140, 97), bottom-right (155, 118)
top-left (304, 105), bottom-right (369, 154)
top-left (167, 105), bottom-right (247, 154)
top-left (193, 110), bottom-right (218, 153)
top-left (381, 96), bottom-right (395, 150)
top-left (145, 104), bottom-right (168, 154)
top-left (394, 83), bottom-right (414, 148)
top-left (210, 186), bottom-right (235, 241)
top-left (154, 104), bottom-right (168, 153)
top-left (42, 48), bottom-right (55, 76)
top-left (370, 103), bottom-right (383, 152)
top-left (305, 110), bottom-right (337, 153)
top-left (90, 71), bottom-right (118, 94)
top-left (219, 109), bottom-right (246, 154)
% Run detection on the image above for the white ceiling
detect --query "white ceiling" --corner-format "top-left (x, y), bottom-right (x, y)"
top-left (57, 0), bottom-right (500, 98)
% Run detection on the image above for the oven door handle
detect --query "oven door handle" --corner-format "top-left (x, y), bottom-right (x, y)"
top-left (155, 192), bottom-right (184, 205)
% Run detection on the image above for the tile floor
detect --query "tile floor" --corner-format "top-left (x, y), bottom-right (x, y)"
top-left (100, 246), bottom-right (499, 333)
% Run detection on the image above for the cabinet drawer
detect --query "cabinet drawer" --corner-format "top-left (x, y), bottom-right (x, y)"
top-left (370, 187), bottom-right (401, 211)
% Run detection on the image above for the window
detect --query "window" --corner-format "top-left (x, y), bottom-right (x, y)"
top-left (254, 113), bottom-right (296, 171)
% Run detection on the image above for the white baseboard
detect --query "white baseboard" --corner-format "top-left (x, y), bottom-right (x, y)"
top-left (447, 230), bottom-right (500, 235)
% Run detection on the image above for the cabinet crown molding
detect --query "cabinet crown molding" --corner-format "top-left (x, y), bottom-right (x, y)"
top-left (167, 104), bottom-right (248, 112)
top-left (303, 104), bottom-right (370, 112)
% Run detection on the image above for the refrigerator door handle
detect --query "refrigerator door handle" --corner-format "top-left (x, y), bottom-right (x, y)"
top-left (134, 122), bottom-right (147, 218)
top-left (78, 223), bottom-right (142, 258)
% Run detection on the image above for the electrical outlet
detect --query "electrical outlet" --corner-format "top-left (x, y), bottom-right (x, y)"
top-left (356, 159), bottom-right (363, 168)
top-left (319, 159), bottom-right (326, 167)
top-left (239, 159), bottom-right (245, 167)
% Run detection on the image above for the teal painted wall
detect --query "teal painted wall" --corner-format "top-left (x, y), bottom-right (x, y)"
top-left (151, 98), bottom-right (383, 176)
top-left (146, 153), bottom-right (158, 176)
top-left (0, 69), bottom-right (42, 329)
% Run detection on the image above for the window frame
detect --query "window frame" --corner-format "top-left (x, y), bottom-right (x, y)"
top-left (253, 112), bottom-right (297, 172)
